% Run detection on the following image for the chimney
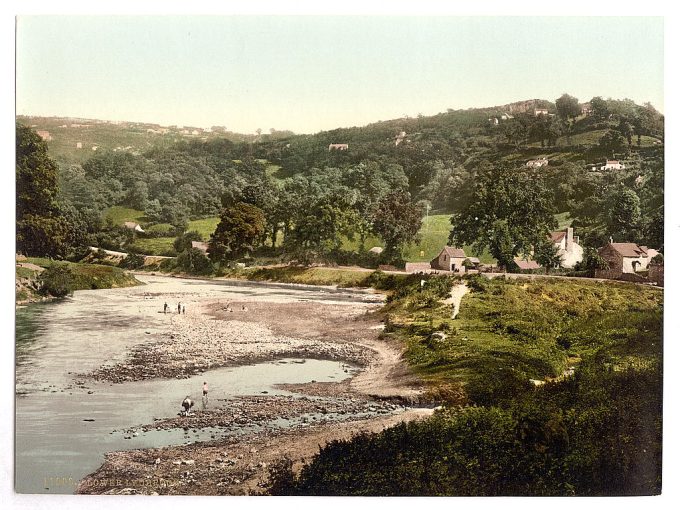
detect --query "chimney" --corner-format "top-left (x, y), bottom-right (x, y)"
top-left (566, 227), bottom-right (574, 251)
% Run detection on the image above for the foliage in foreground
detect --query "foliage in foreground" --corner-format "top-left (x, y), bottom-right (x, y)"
top-left (268, 276), bottom-right (662, 496)
top-left (269, 359), bottom-right (661, 496)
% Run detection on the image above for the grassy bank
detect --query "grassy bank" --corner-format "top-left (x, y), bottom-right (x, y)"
top-left (381, 275), bottom-right (661, 404)
top-left (16, 257), bottom-right (142, 302)
top-left (217, 266), bottom-right (389, 288)
top-left (268, 274), bottom-right (663, 496)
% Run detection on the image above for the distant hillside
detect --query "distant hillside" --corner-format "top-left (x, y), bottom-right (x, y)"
top-left (19, 96), bottom-right (662, 169)
top-left (16, 115), bottom-right (292, 166)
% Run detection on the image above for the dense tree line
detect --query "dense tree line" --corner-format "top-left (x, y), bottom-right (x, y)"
top-left (19, 93), bottom-right (663, 264)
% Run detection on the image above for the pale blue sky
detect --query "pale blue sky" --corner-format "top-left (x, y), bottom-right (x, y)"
top-left (16, 16), bottom-right (663, 134)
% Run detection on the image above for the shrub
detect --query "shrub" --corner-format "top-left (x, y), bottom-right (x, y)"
top-left (176, 248), bottom-right (213, 275)
top-left (119, 252), bottom-right (145, 270)
top-left (39, 264), bottom-right (75, 297)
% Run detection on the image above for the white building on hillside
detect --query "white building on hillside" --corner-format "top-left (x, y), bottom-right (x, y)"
top-left (601, 160), bottom-right (625, 170)
top-left (549, 227), bottom-right (583, 268)
top-left (526, 157), bottom-right (549, 168)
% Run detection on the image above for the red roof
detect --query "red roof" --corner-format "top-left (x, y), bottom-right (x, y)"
top-left (605, 243), bottom-right (648, 258)
top-left (549, 231), bottom-right (566, 242)
top-left (441, 246), bottom-right (466, 258)
top-left (514, 258), bottom-right (542, 270)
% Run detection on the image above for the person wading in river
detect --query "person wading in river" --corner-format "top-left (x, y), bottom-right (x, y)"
top-left (181, 396), bottom-right (194, 416)
top-left (202, 381), bottom-right (209, 408)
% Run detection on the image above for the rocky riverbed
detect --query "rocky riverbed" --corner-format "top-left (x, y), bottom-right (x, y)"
top-left (74, 279), bottom-right (429, 495)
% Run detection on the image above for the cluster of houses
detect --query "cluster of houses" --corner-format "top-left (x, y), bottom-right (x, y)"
top-left (404, 226), bottom-right (662, 285)
top-left (525, 158), bottom-right (628, 171)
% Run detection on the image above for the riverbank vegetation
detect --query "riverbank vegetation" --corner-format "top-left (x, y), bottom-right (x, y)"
top-left (268, 275), bottom-right (663, 495)
top-left (16, 257), bottom-right (141, 302)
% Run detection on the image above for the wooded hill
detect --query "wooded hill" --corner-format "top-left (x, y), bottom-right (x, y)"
top-left (17, 94), bottom-right (664, 266)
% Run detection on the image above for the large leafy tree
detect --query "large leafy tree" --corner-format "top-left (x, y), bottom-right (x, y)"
top-left (589, 96), bottom-right (609, 121)
top-left (598, 130), bottom-right (627, 156)
top-left (16, 124), bottom-right (71, 257)
top-left (555, 93), bottom-right (581, 120)
top-left (449, 162), bottom-right (557, 269)
top-left (371, 190), bottom-right (422, 261)
top-left (284, 200), bottom-right (357, 257)
top-left (208, 202), bottom-right (266, 263)
top-left (607, 188), bottom-right (642, 242)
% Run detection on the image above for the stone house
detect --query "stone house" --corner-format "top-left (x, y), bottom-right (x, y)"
top-left (534, 108), bottom-right (549, 116)
top-left (328, 143), bottom-right (349, 151)
top-left (430, 246), bottom-right (467, 273)
top-left (597, 242), bottom-right (659, 276)
top-left (600, 160), bottom-right (625, 170)
top-left (549, 227), bottom-right (583, 268)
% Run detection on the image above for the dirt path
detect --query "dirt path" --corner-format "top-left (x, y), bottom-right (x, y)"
top-left (442, 282), bottom-right (469, 319)
top-left (77, 283), bottom-right (430, 495)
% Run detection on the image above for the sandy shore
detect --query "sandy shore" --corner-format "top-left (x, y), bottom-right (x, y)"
top-left (77, 286), bottom-right (430, 495)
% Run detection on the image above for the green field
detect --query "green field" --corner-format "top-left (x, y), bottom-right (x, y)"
top-left (187, 217), bottom-right (219, 239)
top-left (144, 223), bottom-right (175, 235)
top-left (342, 214), bottom-right (495, 264)
top-left (128, 237), bottom-right (175, 256)
top-left (103, 206), bottom-right (146, 226)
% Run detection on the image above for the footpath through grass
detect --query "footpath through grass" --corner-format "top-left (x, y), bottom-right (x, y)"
top-left (381, 275), bottom-right (661, 404)
top-left (268, 274), bottom-right (663, 496)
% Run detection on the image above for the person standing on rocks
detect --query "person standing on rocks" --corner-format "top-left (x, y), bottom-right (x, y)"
top-left (181, 396), bottom-right (194, 416)
top-left (202, 381), bottom-right (209, 408)
top-left (182, 304), bottom-right (186, 315)
top-left (163, 302), bottom-right (168, 314)
top-left (177, 302), bottom-right (182, 314)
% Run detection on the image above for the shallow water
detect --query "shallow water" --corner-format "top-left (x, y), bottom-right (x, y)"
top-left (15, 275), bottom-right (377, 494)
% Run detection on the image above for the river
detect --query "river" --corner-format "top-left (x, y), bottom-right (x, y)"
top-left (14, 275), bottom-right (382, 494)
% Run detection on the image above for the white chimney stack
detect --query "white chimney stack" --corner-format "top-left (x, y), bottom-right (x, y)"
top-left (566, 227), bottom-right (574, 250)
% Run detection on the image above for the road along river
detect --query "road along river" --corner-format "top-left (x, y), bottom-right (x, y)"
top-left (15, 274), bottom-right (431, 495)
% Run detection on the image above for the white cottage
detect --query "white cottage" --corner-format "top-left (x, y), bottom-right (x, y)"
top-left (430, 246), bottom-right (467, 273)
top-left (549, 227), bottom-right (583, 268)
